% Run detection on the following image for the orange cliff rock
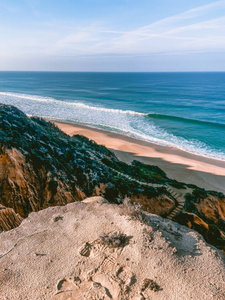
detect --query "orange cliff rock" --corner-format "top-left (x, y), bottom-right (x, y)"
top-left (131, 194), bottom-right (175, 217)
top-left (0, 148), bottom-right (85, 218)
top-left (0, 204), bottom-right (23, 231)
top-left (196, 195), bottom-right (225, 224)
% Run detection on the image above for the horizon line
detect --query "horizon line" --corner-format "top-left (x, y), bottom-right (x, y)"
top-left (1, 70), bottom-right (225, 73)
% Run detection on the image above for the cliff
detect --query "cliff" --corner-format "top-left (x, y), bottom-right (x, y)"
top-left (0, 204), bottom-right (23, 231)
top-left (0, 197), bottom-right (224, 300)
top-left (0, 103), bottom-right (225, 252)
top-left (0, 104), bottom-right (176, 217)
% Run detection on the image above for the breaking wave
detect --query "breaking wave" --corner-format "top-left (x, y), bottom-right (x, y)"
top-left (1, 91), bottom-right (225, 161)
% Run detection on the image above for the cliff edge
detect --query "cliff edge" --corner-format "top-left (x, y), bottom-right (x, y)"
top-left (0, 197), bottom-right (224, 300)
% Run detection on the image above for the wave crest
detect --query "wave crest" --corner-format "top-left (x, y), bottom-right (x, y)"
top-left (0, 92), bottom-right (147, 116)
top-left (147, 113), bottom-right (225, 128)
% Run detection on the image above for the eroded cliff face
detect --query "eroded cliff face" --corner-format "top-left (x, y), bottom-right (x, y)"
top-left (0, 148), bottom-right (85, 218)
top-left (175, 194), bottom-right (225, 251)
top-left (174, 190), bottom-right (225, 251)
top-left (131, 194), bottom-right (175, 216)
top-left (0, 204), bottom-right (23, 231)
top-left (196, 195), bottom-right (225, 226)
top-left (174, 212), bottom-right (225, 251)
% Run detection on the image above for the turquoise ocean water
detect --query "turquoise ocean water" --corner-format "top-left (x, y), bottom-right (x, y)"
top-left (0, 71), bottom-right (225, 161)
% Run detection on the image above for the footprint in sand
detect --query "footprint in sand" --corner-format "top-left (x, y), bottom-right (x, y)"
top-left (53, 234), bottom-right (136, 299)
top-left (52, 278), bottom-right (112, 300)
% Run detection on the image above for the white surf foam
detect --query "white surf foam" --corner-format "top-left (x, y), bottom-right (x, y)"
top-left (0, 92), bottom-right (147, 116)
top-left (1, 91), bottom-right (225, 161)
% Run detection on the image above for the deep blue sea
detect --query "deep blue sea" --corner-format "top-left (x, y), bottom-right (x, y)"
top-left (0, 71), bottom-right (225, 161)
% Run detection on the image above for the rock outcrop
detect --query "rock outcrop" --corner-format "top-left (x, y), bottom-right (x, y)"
top-left (0, 147), bottom-right (81, 218)
top-left (0, 204), bottom-right (23, 231)
top-left (174, 212), bottom-right (225, 251)
top-left (131, 194), bottom-right (175, 216)
top-left (0, 198), bottom-right (224, 300)
top-left (180, 190), bottom-right (225, 251)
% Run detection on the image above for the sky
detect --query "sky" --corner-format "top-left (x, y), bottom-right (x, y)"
top-left (1, 0), bottom-right (225, 71)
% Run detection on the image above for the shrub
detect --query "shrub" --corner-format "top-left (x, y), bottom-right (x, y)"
top-left (99, 231), bottom-right (129, 248)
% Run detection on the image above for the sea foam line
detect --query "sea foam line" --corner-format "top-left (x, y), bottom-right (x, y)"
top-left (1, 92), bottom-right (225, 161)
top-left (0, 92), bottom-right (147, 116)
top-left (29, 113), bottom-right (225, 162)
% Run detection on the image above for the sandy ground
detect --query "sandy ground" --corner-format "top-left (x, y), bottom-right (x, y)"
top-left (53, 121), bottom-right (225, 194)
top-left (1, 197), bottom-right (224, 300)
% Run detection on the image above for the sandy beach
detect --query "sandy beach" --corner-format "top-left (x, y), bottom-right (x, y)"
top-left (53, 120), bottom-right (225, 194)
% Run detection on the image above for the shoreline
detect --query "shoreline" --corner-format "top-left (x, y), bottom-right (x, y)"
top-left (49, 119), bottom-right (225, 194)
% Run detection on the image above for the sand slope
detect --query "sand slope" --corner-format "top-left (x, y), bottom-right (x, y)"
top-left (0, 197), bottom-right (224, 300)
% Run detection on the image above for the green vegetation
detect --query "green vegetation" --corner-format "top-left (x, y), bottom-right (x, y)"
top-left (0, 104), bottom-right (172, 201)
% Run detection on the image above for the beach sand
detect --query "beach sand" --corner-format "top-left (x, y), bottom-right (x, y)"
top-left (53, 121), bottom-right (225, 194)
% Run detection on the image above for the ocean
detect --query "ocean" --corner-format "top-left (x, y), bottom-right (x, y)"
top-left (0, 71), bottom-right (225, 161)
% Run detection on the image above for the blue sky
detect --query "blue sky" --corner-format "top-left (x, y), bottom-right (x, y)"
top-left (1, 0), bottom-right (225, 71)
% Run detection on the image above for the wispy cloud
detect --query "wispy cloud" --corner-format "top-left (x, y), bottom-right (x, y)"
top-left (42, 0), bottom-right (225, 57)
top-left (137, 0), bottom-right (225, 31)
top-left (1, 0), bottom-right (225, 71)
